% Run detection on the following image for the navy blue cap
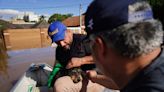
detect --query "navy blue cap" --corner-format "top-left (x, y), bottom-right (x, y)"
top-left (48, 21), bottom-right (67, 43)
top-left (85, 0), bottom-right (153, 35)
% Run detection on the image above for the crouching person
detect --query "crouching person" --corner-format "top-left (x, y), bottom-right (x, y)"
top-left (47, 21), bottom-right (107, 92)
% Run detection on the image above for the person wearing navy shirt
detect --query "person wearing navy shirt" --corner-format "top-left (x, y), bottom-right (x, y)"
top-left (121, 49), bottom-right (164, 92)
top-left (85, 0), bottom-right (164, 92)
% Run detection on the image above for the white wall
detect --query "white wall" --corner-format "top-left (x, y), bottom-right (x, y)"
top-left (67, 27), bottom-right (86, 34)
top-left (28, 14), bottom-right (39, 22)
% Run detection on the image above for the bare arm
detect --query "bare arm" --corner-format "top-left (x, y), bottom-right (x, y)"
top-left (87, 70), bottom-right (119, 90)
top-left (80, 55), bottom-right (94, 65)
top-left (66, 55), bottom-right (94, 69)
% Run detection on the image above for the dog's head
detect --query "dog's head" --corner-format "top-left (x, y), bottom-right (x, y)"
top-left (68, 67), bottom-right (83, 83)
top-left (55, 67), bottom-right (86, 83)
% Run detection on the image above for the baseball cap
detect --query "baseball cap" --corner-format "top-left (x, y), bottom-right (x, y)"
top-left (48, 21), bottom-right (67, 43)
top-left (85, 0), bottom-right (153, 36)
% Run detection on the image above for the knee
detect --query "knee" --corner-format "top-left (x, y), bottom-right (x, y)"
top-left (53, 76), bottom-right (72, 92)
top-left (53, 76), bottom-right (83, 92)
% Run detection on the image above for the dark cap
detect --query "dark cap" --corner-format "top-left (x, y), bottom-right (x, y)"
top-left (85, 0), bottom-right (153, 35)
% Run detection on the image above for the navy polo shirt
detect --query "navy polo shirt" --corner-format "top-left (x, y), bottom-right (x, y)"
top-left (121, 49), bottom-right (164, 92)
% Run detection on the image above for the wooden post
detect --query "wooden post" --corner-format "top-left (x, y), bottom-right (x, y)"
top-left (3, 30), bottom-right (12, 50)
top-left (0, 30), bottom-right (7, 57)
top-left (0, 29), bottom-right (8, 74)
top-left (40, 28), bottom-right (45, 47)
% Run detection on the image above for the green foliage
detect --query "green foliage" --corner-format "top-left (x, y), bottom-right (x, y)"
top-left (39, 15), bottom-right (46, 22)
top-left (0, 24), bottom-right (7, 31)
top-left (0, 19), bottom-right (18, 30)
top-left (147, 0), bottom-right (164, 29)
top-left (48, 13), bottom-right (73, 24)
top-left (0, 19), bottom-right (14, 30)
top-left (147, 0), bottom-right (164, 7)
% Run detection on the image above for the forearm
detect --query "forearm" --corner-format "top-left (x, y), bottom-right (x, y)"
top-left (80, 56), bottom-right (94, 65)
top-left (92, 75), bottom-right (119, 90)
top-left (66, 56), bottom-right (94, 69)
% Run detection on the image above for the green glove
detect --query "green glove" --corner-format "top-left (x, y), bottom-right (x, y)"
top-left (47, 63), bottom-right (63, 88)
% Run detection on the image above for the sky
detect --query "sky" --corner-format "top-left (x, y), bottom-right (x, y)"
top-left (0, 0), bottom-right (93, 20)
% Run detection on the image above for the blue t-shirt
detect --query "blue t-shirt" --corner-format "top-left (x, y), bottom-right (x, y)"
top-left (121, 49), bottom-right (164, 92)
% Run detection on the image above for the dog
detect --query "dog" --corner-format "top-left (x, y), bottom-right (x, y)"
top-left (54, 67), bottom-right (86, 83)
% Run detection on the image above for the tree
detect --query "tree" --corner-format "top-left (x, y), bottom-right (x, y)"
top-left (0, 23), bottom-right (7, 31)
top-left (48, 13), bottom-right (73, 24)
top-left (147, 0), bottom-right (164, 7)
top-left (39, 15), bottom-right (46, 22)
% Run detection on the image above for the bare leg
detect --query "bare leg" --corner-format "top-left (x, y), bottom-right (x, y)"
top-left (54, 76), bottom-right (105, 92)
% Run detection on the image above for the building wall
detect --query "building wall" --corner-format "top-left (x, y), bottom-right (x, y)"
top-left (3, 27), bottom-right (86, 51)
top-left (3, 28), bottom-right (51, 50)
top-left (67, 27), bottom-right (86, 34)
top-left (28, 14), bottom-right (39, 22)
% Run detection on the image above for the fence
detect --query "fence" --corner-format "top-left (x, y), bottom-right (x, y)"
top-left (3, 28), bottom-right (51, 50)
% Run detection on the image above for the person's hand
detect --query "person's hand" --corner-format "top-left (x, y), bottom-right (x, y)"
top-left (86, 70), bottom-right (98, 83)
top-left (66, 57), bottom-right (82, 69)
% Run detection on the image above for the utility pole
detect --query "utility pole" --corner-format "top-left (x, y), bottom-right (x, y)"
top-left (79, 4), bottom-right (82, 31)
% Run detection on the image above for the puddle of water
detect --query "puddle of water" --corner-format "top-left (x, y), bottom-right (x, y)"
top-left (0, 47), bottom-right (55, 92)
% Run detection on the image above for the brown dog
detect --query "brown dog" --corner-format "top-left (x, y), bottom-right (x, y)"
top-left (54, 67), bottom-right (86, 83)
